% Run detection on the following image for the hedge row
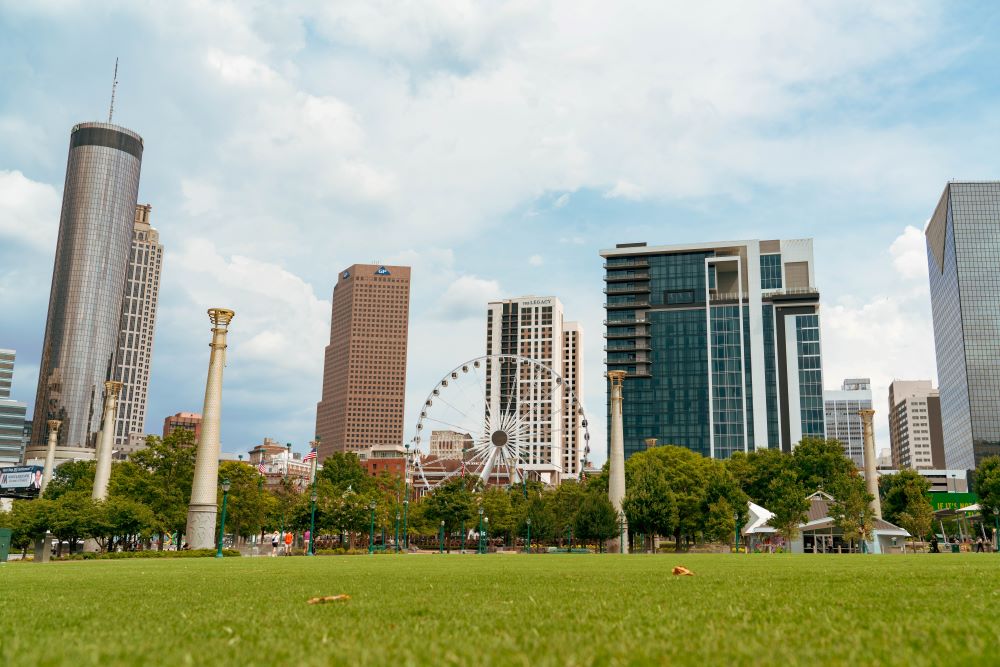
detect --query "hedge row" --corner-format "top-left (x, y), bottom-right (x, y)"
top-left (55, 548), bottom-right (241, 560)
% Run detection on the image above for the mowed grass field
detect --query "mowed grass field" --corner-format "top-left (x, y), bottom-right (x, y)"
top-left (2, 553), bottom-right (998, 666)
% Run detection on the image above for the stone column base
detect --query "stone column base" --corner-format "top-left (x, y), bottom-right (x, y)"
top-left (186, 503), bottom-right (218, 551)
top-left (33, 535), bottom-right (51, 563)
top-left (608, 536), bottom-right (629, 554)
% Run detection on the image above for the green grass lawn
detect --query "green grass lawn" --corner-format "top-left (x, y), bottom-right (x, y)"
top-left (2, 553), bottom-right (998, 666)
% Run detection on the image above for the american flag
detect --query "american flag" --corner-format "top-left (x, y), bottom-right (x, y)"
top-left (257, 461), bottom-right (267, 475)
top-left (303, 447), bottom-right (318, 463)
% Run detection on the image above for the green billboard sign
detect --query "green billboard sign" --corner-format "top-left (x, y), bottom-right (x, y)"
top-left (928, 492), bottom-right (978, 511)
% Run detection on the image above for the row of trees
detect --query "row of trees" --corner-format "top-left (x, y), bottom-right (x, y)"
top-left (0, 431), bottom-right (970, 555)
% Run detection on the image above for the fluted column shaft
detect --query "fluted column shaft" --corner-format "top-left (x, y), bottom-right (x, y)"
top-left (608, 371), bottom-right (628, 554)
top-left (186, 308), bottom-right (234, 549)
top-left (41, 420), bottom-right (61, 493)
top-left (92, 381), bottom-right (123, 500)
top-left (860, 409), bottom-right (882, 520)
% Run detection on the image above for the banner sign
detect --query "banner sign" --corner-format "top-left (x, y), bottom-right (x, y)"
top-left (928, 491), bottom-right (978, 511)
top-left (0, 465), bottom-right (44, 491)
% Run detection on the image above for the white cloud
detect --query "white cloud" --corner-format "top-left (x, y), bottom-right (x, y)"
top-left (528, 254), bottom-right (544, 267)
top-left (553, 193), bottom-right (570, 208)
top-left (434, 275), bottom-right (501, 321)
top-left (604, 179), bottom-right (644, 201)
top-left (0, 170), bottom-right (60, 249)
top-left (889, 224), bottom-right (929, 280)
top-left (821, 225), bottom-right (936, 447)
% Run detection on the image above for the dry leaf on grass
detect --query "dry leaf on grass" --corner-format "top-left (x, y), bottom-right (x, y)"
top-left (672, 566), bottom-right (694, 576)
top-left (307, 595), bottom-right (351, 604)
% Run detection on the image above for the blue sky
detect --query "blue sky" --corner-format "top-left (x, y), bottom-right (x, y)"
top-left (2, 1), bottom-right (1000, 460)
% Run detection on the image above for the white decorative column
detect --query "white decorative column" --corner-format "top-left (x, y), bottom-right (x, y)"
top-left (860, 409), bottom-right (882, 520)
top-left (40, 420), bottom-right (61, 493)
top-left (608, 370), bottom-right (628, 554)
top-left (92, 380), bottom-right (123, 500)
top-left (185, 308), bottom-right (235, 550)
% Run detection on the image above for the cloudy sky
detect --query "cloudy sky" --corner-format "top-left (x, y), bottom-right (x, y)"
top-left (2, 1), bottom-right (999, 461)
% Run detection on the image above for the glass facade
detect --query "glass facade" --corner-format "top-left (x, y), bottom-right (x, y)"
top-left (795, 314), bottom-right (825, 437)
top-left (760, 254), bottom-right (783, 290)
top-left (30, 122), bottom-right (143, 455)
top-left (604, 242), bottom-right (821, 459)
top-left (0, 350), bottom-right (13, 398)
top-left (927, 182), bottom-right (1000, 469)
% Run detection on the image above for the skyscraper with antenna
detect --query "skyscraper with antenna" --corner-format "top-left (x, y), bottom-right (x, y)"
top-left (27, 64), bottom-right (145, 465)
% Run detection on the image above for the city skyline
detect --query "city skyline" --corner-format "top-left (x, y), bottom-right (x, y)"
top-left (5, 4), bottom-right (1000, 461)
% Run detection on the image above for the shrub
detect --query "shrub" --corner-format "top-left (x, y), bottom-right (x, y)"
top-left (54, 549), bottom-right (240, 561)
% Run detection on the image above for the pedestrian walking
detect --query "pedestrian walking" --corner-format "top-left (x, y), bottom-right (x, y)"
top-left (976, 536), bottom-right (984, 553)
top-left (284, 531), bottom-right (293, 555)
top-left (270, 532), bottom-right (279, 557)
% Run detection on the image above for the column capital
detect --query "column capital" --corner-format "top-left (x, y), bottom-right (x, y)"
top-left (47, 419), bottom-right (62, 432)
top-left (104, 380), bottom-right (123, 394)
top-left (607, 370), bottom-right (627, 386)
top-left (208, 308), bottom-right (235, 327)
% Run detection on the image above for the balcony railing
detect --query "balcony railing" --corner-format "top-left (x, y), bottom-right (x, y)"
top-left (603, 258), bottom-right (649, 269)
top-left (604, 300), bottom-right (649, 310)
top-left (604, 271), bottom-right (650, 282)
top-left (603, 284), bottom-right (652, 294)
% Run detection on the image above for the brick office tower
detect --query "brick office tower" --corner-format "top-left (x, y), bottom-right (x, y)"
top-left (315, 264), bottom-right (411, 462)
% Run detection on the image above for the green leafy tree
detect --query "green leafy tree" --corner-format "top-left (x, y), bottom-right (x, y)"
top-left (829, 476), bottom-right (875, 550)
top-left (975, 457), bottom-right (1000, 532)
top-left (480, 486), bottom-right (517, 545)
top-left (519, 493), bottom-right (557, 546)
top-left (95, 497), bottom-right (157, 552)
top-left (727, 448), bottom-right (795, 509)
top-left (766, 469), bottom-right (809, 544)
top-left (317, 452), bottom-right (371, 494)
top-left (626, 445), bottom-right (709, 550)
top-left (703, 497), bottom-right (738, 545)
top-left (43, 460), bottom-right (96, 499)
top-left (792, 437), bottom-right (858, 493)
top-left (881, 470), bottom-right (933, 541)
top-left (549, 481), bottom-right (588, 545)
top-left (573, 494), bottom-right (619, 552)
top-left (129, 430), bottom-right (197, 547)
top-left (622, 466), bottom-right (676, 552)
top-left (46, 492), bottom-right (102, 555)
top-left (423, 476), bottom-right (476, 550)
top-left (218, 460), bottom-right (274, 541)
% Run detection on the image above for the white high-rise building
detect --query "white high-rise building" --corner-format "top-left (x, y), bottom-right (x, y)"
top-left (888, 380), bottom-right (944, 470)
top-left (485, 296), bottom-right (584, 483)
top-left (823, 378), bottom-right (872, 467)
top-left (429, 430), bottom-right (473, 460)
top-left (112, 204), bottom-right (163, 455)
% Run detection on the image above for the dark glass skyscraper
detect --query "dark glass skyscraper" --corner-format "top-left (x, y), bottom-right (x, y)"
top-left (926, 181), bottom-right (1000, 470)
top-left (600, 239), bottom-right (824, 460)
top-left (28, 122), bottom-right (143, 462)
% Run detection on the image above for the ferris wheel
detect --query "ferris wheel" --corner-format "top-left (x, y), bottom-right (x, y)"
top-left (411, 354), bottom-right (590, 492)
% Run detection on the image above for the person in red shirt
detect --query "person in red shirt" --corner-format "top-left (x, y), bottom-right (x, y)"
top-left (284, 531), bottom-right (293, 556)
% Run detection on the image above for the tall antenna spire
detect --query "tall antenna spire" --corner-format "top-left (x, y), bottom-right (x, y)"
top-left (108, 58), bottom-right (119, 123)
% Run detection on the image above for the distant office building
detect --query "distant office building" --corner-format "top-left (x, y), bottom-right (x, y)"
top-left (0, 350), bottom-right (27, 465)
top-left (250, 438), bottom-right (316, 491)
top-left (163, 412), bottom-right (202, 441)
top-left (926, 182), bottom-right (1000, 469)
top-left (429, 430), bottom-right (473, 460)
top-left (561, 322), bottom-right (585, 476)
top-left (600, 239), bottom-right (824, 459)
top-left (888, 380), bottom-right (944, 470)
top-left (365, 443), bottom-right (406, 478)
top-left (27, 122), bottom-right (143, 464)
top-left (869, 468), bottom-right (967, 494)
top-left (824, 378), bottom-right (872, 467)
top-left (485, 296), bottom-right (585, 482)
top-left (0, 349), bottom-right (13, 398)
top-left (315, 264), bottom-right (411, 462)
top-left (112, 204), bottom-right (163, 452)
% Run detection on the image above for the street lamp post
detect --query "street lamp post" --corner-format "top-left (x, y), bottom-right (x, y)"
top-left (216, 479), bottom-right (231, 559)
top-left (484, 517), bottom-right (489, 554)
top-left (478, 507), bottom-right (484, 554)
top-left (369, 501), bottom-right (376, 555)
top-left (403, 499), bottom-right (409, 551)
top-left (461, 521), bottom-right (466, 553)
top-left (526, 517), bottom-right (532, 554)
top-left (619, 513), bottom-right (625, 555)
top-left (734, 510), bottom-right (740, 553)
top-left (309, 488), bottom-right (318, 556)
top-left (395, 512), bottom-right (400, 553)
top-left (439, 520), bottom-right (445, 554)
top-left (403, 444), bottom-right (410, 548)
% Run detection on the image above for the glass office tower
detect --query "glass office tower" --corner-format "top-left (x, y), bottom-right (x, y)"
top-left (28, 122), bottom-right (143, 462)
top-left (600, 239), bottom-right (824, 459)
top-left (926, 181), bottom-right (1000, 470)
